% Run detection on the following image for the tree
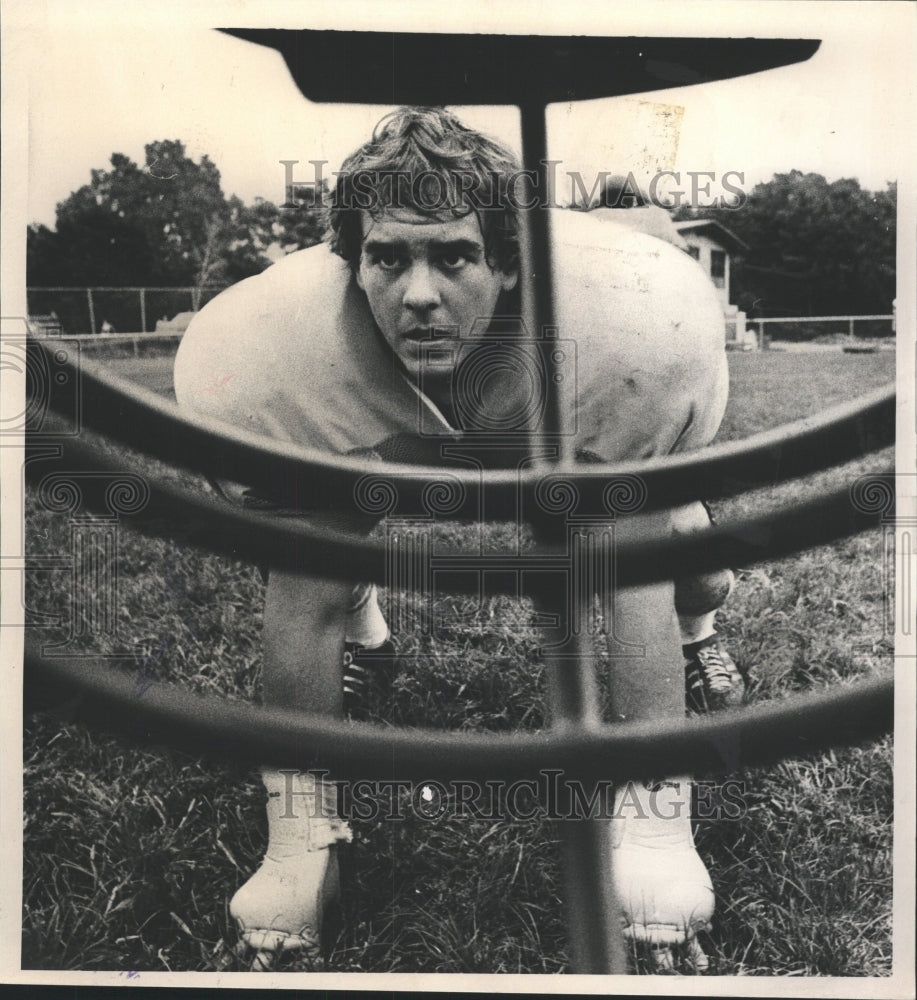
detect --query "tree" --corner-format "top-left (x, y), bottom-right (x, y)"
top-left (219, 184), bottom-right (330, 283)
top-left (276, 182), bottom-right (330, 253)
top-left (29, 143), bottom-right (226, 291)
top-left (29, 146), bottom-right (329, 291)
top-left (675, 172), bottom-right (896, 317)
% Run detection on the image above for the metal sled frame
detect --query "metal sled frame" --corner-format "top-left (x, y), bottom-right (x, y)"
top-left (24, 31), bottom-right (897, 975)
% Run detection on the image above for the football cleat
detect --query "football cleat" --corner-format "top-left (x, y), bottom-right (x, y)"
top-left (230, 770), bottom-right (350, 970)
top-left (611, 778), bottom-right (715, 963)
top-left (342, 638), bottom-right (397, 720)
top-left (683, 633), bottom-right (746, 713)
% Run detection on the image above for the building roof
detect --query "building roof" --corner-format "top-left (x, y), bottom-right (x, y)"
top-left (674, 218), bottom-right (749, 254)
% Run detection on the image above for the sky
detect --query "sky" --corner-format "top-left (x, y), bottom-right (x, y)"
top-left (16, 0), bottom-right (914, 229)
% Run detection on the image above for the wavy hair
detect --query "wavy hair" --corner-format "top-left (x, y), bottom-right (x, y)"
top-left (327, 106), bottom-right (520, 275)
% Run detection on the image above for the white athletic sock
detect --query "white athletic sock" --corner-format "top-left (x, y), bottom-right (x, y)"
top-left (230, 770), bottom-right (351, 955)
top-left (679, 610), bottom-right (718, 647)
top-left (344, 583), bottom-right (390, 648)
top-left (611, 777), bottom-right (714, 951)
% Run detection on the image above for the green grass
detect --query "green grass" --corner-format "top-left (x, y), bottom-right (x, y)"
top-left (21, 348), bottom-right (896, 975)
top-left (716, 349), bottom-right (895, 442)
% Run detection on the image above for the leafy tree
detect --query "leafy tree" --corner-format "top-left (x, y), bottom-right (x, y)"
top-left (219, 184), bottom-right (329, 284)
top-left (277, 182), bottom-right (331, 253)
top-left (675, 172), bottom-right (896, 316)
top-left (28, 142), bottom-right (226, 292)
top-left (28, 144), bottom-right (329, 330)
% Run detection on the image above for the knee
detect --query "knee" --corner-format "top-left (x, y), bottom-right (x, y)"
top-left (674, 568), bottom-right (735, 617)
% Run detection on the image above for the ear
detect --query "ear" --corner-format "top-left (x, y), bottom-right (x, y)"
top-left (500, 269), bottom-right (518, 292)
top-left (355, 261), bottom-right (366, 292)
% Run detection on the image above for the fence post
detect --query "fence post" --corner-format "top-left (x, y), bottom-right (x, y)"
top-left (849, 317), bottom-right (855, 338)
top-left (140, 288), bottom-right (147, 334)
top-left (86, 289), bottom-right (96, 335)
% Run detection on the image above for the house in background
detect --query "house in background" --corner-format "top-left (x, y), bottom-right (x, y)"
top-left (674, 219), bottom-right (755, 348)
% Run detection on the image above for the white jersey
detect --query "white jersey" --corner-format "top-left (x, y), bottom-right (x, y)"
top-left (174, 209), bottom-right (727, 465)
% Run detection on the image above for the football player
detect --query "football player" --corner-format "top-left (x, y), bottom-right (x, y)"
top-left (174, 106), bottom-right (740, 970)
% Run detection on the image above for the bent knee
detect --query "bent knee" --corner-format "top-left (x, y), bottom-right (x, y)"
top-left (674, 568), bottom-right (735, 617)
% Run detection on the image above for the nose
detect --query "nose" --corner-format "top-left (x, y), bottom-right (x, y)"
top-left (402, 262), bottom-right (442, 314)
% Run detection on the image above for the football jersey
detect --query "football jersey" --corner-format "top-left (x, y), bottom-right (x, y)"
top-left (174, 208), bottom-right (727, 466)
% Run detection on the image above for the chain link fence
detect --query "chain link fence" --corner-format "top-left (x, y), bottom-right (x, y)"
top-left (28, 290), bottom-right (897, 356)
top-left (748, 314), bottom-right (895, 348)
top-left (26, 287), bottom-right (227, 337)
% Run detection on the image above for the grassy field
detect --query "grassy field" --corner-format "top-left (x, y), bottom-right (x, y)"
top-left (21, 347), bottom-right (896, 976)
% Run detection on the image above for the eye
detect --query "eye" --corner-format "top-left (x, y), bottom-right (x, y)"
top-left (366, 248), bottom-right (406, 272)
top-left (438, 253), bottom-right (468, 271)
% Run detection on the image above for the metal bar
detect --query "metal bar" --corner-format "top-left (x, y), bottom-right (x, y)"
top-left (28, 336), bottom-right (895, 516)
top-left (24, 636), bottom-right (894, 785)
top-left (86, 288), bottom-right (96, 335)
top-left (42, 332), bottom-right (182, 343)
top-left (518, 106), bottom-right (567, 454)
top-left (140, 288), bottom-right (147, 334)
top-left (540, 613), bottom-right (626, 973)
top-left (27, 286), bottom-right (227, 293)
top-left (32, 295), bottom-right (891, 326)
top-left (517, 100), bottom-right (626, 975)
top-left (27, 418), bottom-right (893, 590)
top-left (753, 314), bottom-right (894, 323)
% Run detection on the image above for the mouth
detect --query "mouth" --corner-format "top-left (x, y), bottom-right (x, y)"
top-left (400, 327), bottom-right (454, 359)
top-left (402, 326), bottom-right (456, 343)
top-left (397, 328), bottom-right (458, 368)
top-left (402, 327), bottom-right (431, 343)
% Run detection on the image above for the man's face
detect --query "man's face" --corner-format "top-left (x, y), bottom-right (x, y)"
top-left (355, 209), bottom-right (517, 380)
